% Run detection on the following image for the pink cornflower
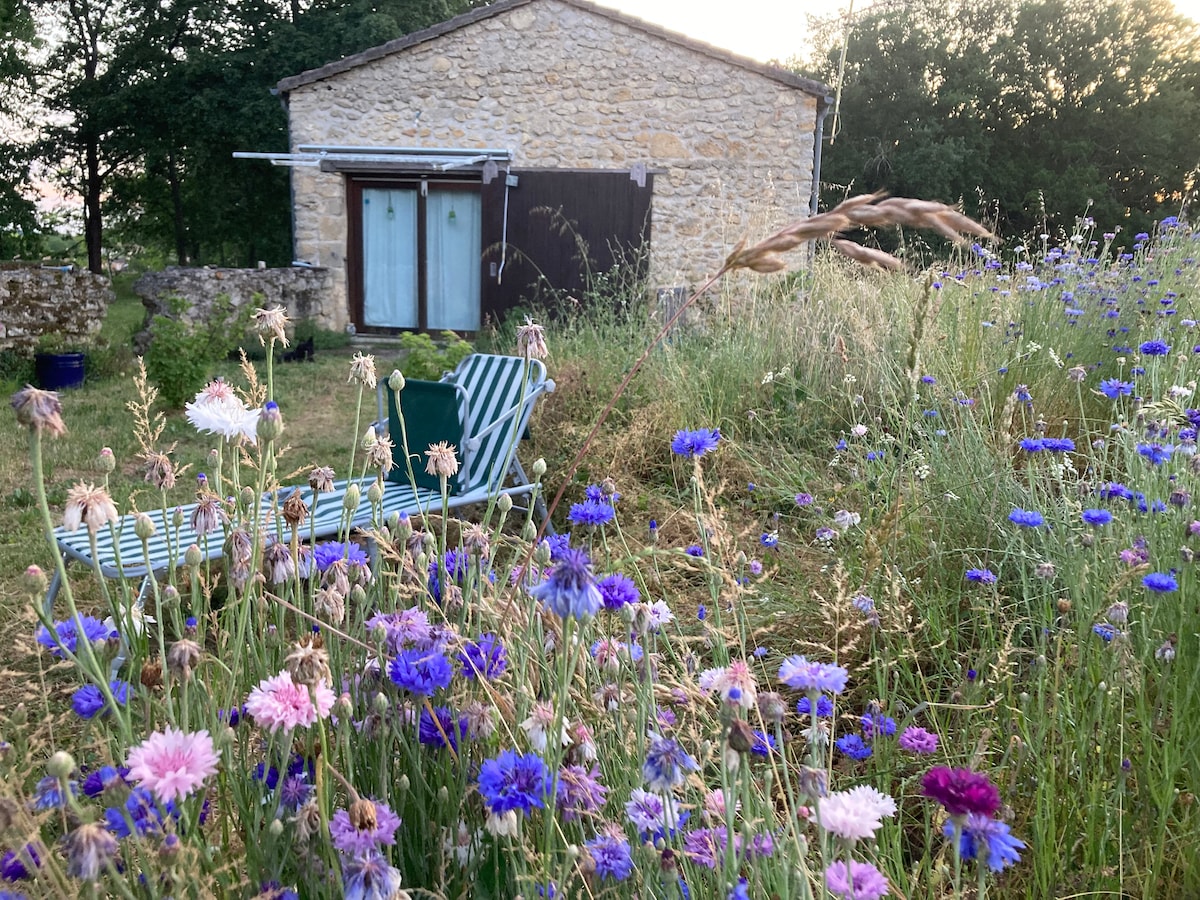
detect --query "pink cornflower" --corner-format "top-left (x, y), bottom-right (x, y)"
top-left (698, 660), bottom-right (758, 709)
top-left (521, 700), bottom-right (571, 753)
top-left (126, 727), bottom-right (219, 804)
top-left (817, 786), bottom-right (896, 842)
top-left (899, 726), bottom-right (939, 754)
top-left (245, 670), bottom-right (335, 733)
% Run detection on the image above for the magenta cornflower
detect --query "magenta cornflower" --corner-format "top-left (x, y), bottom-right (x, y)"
top-left (921, 766), bottom-right (1001, 817)
top-left (125, 727), bottom-right (219, 804)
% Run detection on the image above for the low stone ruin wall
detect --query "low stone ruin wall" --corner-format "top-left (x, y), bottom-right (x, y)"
top-left (134, 266), bottom-right (335, 349)
top-left (0, 266), bottom-right (114, 352)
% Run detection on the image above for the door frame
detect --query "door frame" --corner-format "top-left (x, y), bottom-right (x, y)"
top-left (346, 174), bottom-right (484, 335)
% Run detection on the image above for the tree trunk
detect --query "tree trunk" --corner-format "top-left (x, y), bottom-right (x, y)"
top-left (168, 150), bottom-right (187, 265)
top-left (85, 134), bottom-right (102, 274)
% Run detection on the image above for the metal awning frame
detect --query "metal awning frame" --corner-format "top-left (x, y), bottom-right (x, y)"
top-left (233, 145), bottom-right (513, 172)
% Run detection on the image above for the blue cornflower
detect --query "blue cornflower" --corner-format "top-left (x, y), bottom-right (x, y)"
top-left (477, 750), bottom-right (550, 817)
top-left (643, 733), bottom-right (698, 791)
top-left (795, 492), bottom-right (814, 507)
top-left (531, 548), bottom-right (603, 620)
top-left (597, 573), bottom-right (640, 610)
top-left (387, 648), bottom-right (453, 696)
top-left (947, 813), bottom-right (1025, 872)
top-left (35, 614), bottom-right (112, 658)
top-left (1008, 508), bottom-right (1045, 528)
top-left (861, 711), bottom-right (897, 739)
top-left (543, 533), bottom-right (573, 561)
top-left (1137, 443), bottom-right (1174, 465)
top-left (671, 428), bottom-right (720, 458)
top-left (796, 694), bottom-right (834, 717)
top-left (835, 734), bottom-right (873, 760)
top-left (104, 786), bottom-right (178, 837)
top-left (1093, 623), bottom-right (1118, 642)
top-left (966, 568), bottom-right (998, 584)
top-left (1013, 385), bottom-right (1032, 403)
top-left (778, 656), bottom-right (848, 693)
top-left (80, 765), bottom-right (128, 798)
top-left (1099, 379), bottom-right (1134, 399)
top-left (312, 541), bottom-right (368, 572)
top-left (0, 844), bottom-right (39, 880)
top-left (457, 634), bottom-right (507, 680)
top-left (729, 878), bottom-right (751, 900)
top-left (866, 450), bottom-right (885, 462)
top-left (1143, 572), bottom-right (1178, 592)
top-left (1043, 437), bottom-right (1075, 452)
top-left (568, 500), bottom-right (615, 528)
top-left (1082, 509), bottom-right (1113, 526)
top-left (32, 775), bottom-right (74, 811)
top-left (586, 833), bottom-right (633, 881)
top-left (685, 544), bottom-right (705, 557)
top-left (418, 706), bottom-right (469, 751)
top-left (1020, 438), bottom-right (1045, 452)
top-left (1100, 482), bottom-right (1134, 500)
top-left (921, 375), bottom-right (937, 384)
top-left (751, 730), bottom-right (776, 756)
top-left (71, 680), bottom-right (131, 719)
top-left (760, 531), bottom-right (779, 549)
top-left (1140, 340), bottom-right (1170, 356)
top-left (697, 605), bottom-right (707, 620)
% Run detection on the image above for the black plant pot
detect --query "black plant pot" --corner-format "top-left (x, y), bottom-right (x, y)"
top-left (35, 351), bottom-right (86, 390)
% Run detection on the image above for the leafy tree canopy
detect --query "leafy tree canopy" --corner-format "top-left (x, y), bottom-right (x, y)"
top-left (799, 0), bottom-right (1200, 241)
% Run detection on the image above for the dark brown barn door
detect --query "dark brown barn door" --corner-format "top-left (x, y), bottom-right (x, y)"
top-left (480, 169), bottom-right (653, 326)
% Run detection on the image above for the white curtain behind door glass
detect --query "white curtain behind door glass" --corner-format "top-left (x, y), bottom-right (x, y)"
top-left (425, 189), bottom-right (481, 331)
top-left (363, 188), bottom-right (418, 328)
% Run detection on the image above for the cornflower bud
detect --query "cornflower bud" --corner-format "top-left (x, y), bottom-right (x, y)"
top-left (134, 513), bottom-right (156, 541)
top-left (388, 369), bottom-right (406, 392)
top-left (47, 750), bottom-right (76, 779)
top-left (96, 447), bottom-right (115, 474)
top-left (257, 401), bottom-right (283, 443)
top-left (344, 484), bottom-right (361, 511)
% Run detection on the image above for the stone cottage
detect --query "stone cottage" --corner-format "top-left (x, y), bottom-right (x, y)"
top-left (271, 0), bottom-right (832, 335)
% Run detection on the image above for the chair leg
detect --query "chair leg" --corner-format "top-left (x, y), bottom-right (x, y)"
top-left (43, 569), bottom-right (62, 620)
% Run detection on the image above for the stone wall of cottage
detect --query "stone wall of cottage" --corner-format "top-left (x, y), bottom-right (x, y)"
top-left (286, 0), bottom-right (819, 331)
top-left (132, 266), bottom-right (336, 349)
top-left (0, 266), bottom-right (113, 352)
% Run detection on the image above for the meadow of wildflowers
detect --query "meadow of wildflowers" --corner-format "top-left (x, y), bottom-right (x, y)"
top-left (1, 210), bottom-right (1198, 899)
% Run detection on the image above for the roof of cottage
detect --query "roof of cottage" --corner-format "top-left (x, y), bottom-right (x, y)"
top-left (276, 0), bottom-right (832, 99)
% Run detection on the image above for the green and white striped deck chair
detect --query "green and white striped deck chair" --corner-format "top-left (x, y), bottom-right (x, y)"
top-left (46, 353), bottom-right (553, 617)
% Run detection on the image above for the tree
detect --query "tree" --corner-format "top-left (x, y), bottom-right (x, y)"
top-left (801, 0), bottom-right (1200, 239)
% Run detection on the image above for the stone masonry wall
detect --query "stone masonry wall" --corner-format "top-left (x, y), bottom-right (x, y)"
top-left (0, 267), bottom-right (113, 352)
top-left (286, 0), bottom-right (819, 331)
top-left (133, 266), bottom-right (335, 349)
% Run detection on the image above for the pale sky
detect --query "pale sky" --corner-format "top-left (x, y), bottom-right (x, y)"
top-left (605, 0), bottom-right (1200, 65)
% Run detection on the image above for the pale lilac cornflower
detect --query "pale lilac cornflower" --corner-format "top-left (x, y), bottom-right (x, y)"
top-left (778, 656), bottom-right (848, 694)
top-left (825, 860), bottom-right (890, 900)
top-left (625, 788), bottom-right (679, 833)
top-left (899, 726), bottom-right (939, 754)
top-left (556, 765), bottom-right (608, 822)
top-left (329, 799), bottom-right (402, 854)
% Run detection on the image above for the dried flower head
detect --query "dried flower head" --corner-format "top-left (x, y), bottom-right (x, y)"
top-left (143, 451), bottom-right (177, 491)
top-left (367, 433), bottom-right (395, 474)
top-left (349, 352), bottom-right (378, 389)
top-left (314, 585), bottom-right (345, 625)
top-left (63, 483), bottom-right (119, 534)
top-left (282, 488), bottom-right (309, 528)
top-left (166, 639), bottom-right (202, 681)
top-left (63, 821), bottom-right (119, 880)
top-left (11, 385), bottom-right (67, 438)
top-left (516, 317), bottom-right (549, 359)
top-left (191, 494), bottom-right (225, 537)
top-left (462, 523), bottom-right (490, 558)
top-left (425, 441), bottom-right (460, 479)
top-left (309, 466), bottom-right (336, 493)
top-left (284, 639), bottom-right (332, 689)
top-left (252, 305), bottom-right (291, 346)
